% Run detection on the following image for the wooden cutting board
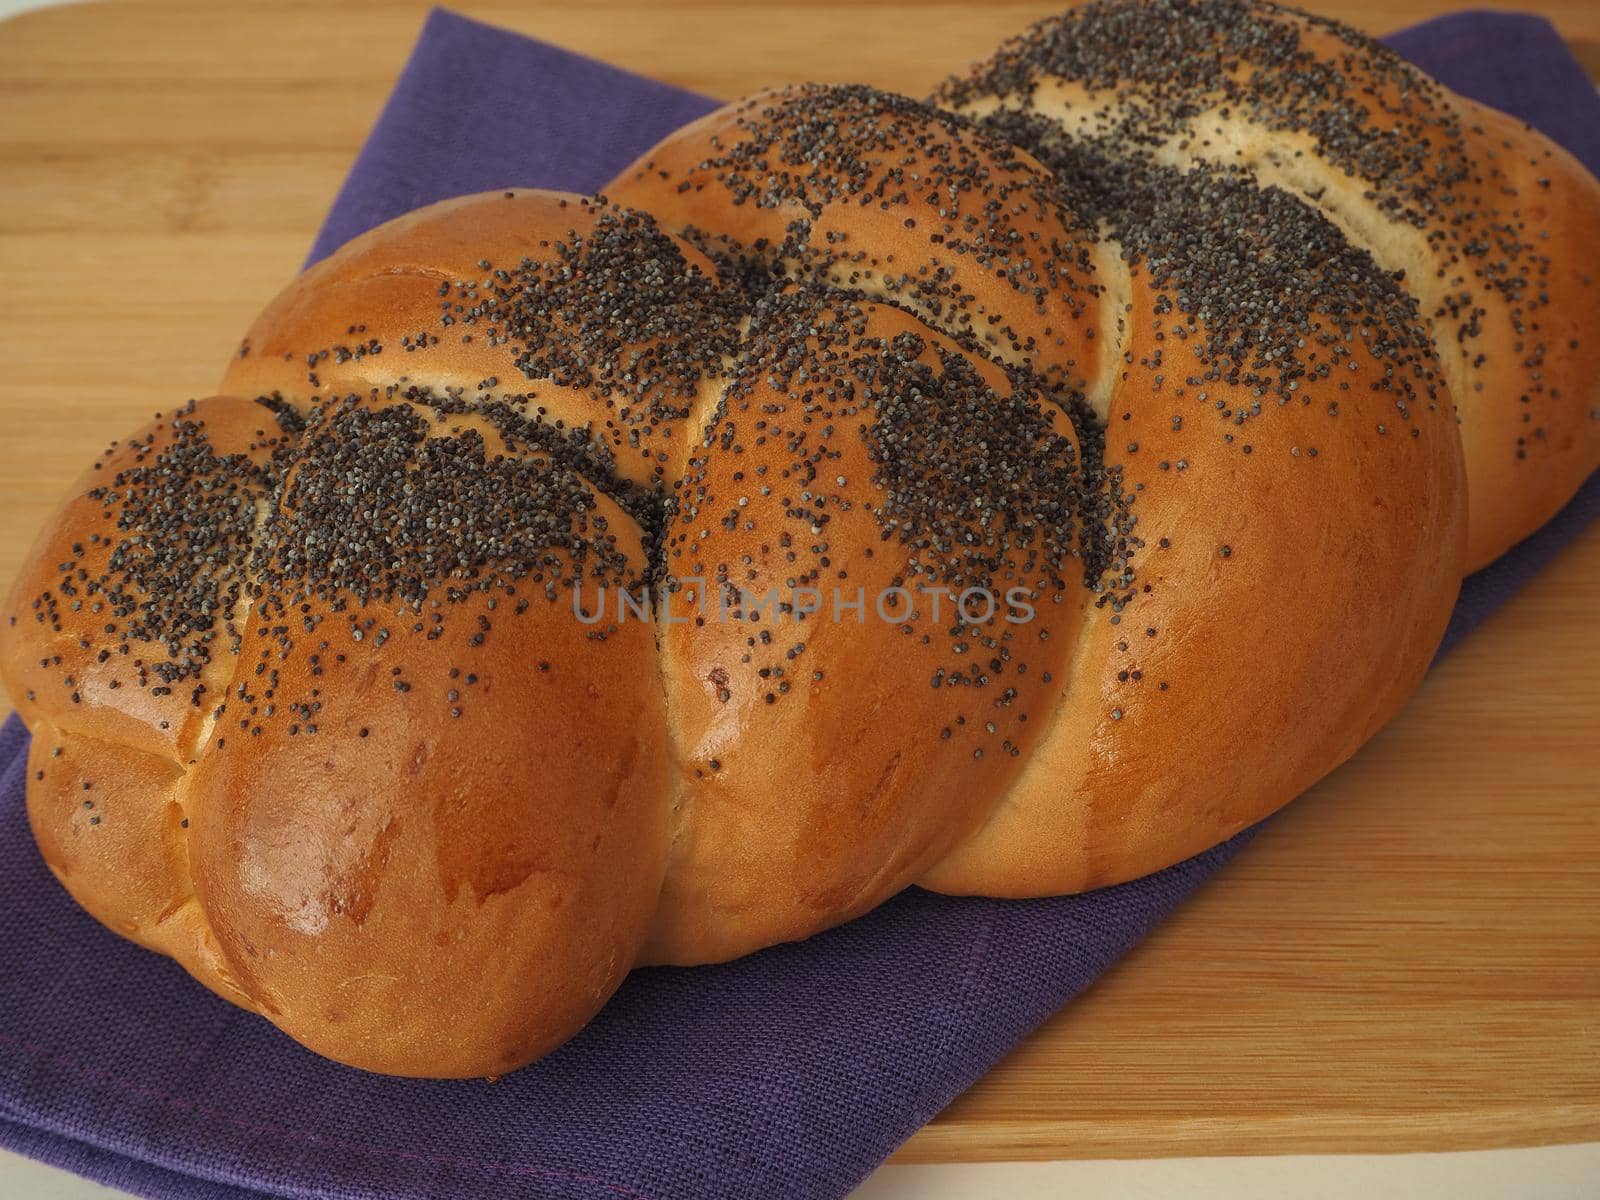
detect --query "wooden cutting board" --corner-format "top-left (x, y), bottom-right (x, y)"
top-left (0, 0), bottom-right (1596, 1163)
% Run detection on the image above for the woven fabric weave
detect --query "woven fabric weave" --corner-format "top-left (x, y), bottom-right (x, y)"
top-left (1, 9), bottom-right (1596, 1198)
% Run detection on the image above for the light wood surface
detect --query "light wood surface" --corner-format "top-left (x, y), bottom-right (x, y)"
top-left (0, 0), bottom-right (1596, 1164)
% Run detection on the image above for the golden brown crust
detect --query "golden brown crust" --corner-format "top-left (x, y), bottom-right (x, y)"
top-left (2, 202), bottom-right (698, 1075)
top-left (3, 0), bottom-right (1592, 1076)
top-left (188, 572), bottom-right (670, 1076)
top-left (23, 720), bottom-right (254, 1009)
top-left (647, 291), bottom-right (1087, 963)
top-left (921, 261), bottom-right (1465, 893)
top-left (932, 0), bottom-right (1600, 569)
top-left (1437, 100), bottom-right (1600, 565)
top-left (608, 87), bottom-right (1107, 395)
top-left (606, 78), bottom-right (1469, 902)
top-left (224, 191), bottom-right (737, 492)
top-left (1, 395), bottom-right (292, 761)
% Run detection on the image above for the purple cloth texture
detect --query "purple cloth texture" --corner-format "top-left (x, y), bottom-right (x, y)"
top-left (1, 8), bottom-right (1596, 1199)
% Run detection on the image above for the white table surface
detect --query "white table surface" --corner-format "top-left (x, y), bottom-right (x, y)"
top-left (5, 1142), bottom-right (1600, 1198)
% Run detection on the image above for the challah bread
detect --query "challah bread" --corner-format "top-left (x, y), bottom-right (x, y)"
top-left (931, 0), bottom-right (1600, 572)
top-left (606, 81), bottom-right (1467, 902)
top-left (2, 2), bottom-right (1595, 1076)
top-left (8, 196), bottom-right (695, 1074)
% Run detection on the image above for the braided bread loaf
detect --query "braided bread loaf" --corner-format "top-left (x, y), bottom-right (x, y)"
top-left (3, 0), bottom-right (1595, 1077)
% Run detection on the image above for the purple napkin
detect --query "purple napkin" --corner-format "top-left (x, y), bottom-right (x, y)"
top-left (2, 9), bottom-right (1596, 1199)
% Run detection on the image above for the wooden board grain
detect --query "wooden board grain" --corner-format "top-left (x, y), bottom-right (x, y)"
top-left (0, 0), bottom-right (1596, 1163)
